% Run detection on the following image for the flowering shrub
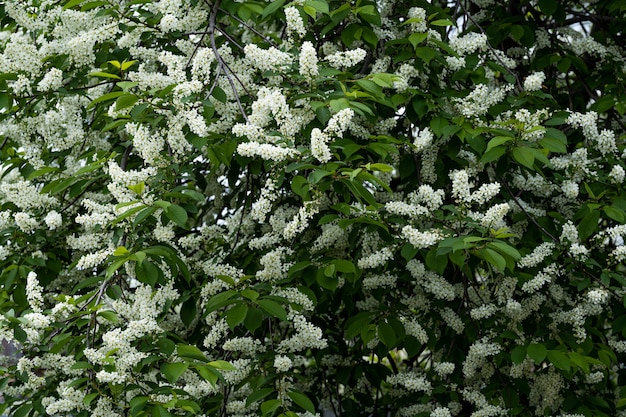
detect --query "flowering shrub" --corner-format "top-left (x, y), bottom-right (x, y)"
top-left (0, 0), bottom-right (625, 416)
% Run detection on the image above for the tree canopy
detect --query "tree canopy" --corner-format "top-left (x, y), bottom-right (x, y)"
top-left (1, 0), bottom-right (626, 416)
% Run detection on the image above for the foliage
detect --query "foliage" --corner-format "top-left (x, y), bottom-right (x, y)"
top-left (0, 0), bottom-right (626, 416)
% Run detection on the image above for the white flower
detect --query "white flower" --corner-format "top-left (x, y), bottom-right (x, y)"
top-left (44, 210), bottom-right (63, 230)
top-left (37, 68), bottom-right (63, 92)
top-left (299, 41), bottom-right (319, 80)
top-left (407, 7), bottom-right (427, 32)
top-left (413, 127), bottom-right (433, 152)
top-left (273, 355), bottom-right (293, 372)
top-left (326, 48), bottom-right (367, 69)
top-left (285, 7), bottom-right (306, 38)
top-left (450, 32), bottom-right (487, 56)
top-left (524, 71), bottom-right (545, 91)
top-left (401, 226), bottom-right (443, 248)
top-left (609, 165), bottom-right (625, 184)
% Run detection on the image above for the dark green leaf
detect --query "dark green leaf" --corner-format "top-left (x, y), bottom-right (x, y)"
top-left (287, 390), bottom-right (316, 414)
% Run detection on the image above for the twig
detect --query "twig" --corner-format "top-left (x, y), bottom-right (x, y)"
top-left (218, 7), bottom-right (278, 47)
top-left (501, 178), bottom-right (559, 242)
top-left (457, 2), bottom-right (523, 90)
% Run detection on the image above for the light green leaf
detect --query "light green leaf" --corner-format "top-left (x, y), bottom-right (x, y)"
top-left (161, 362), bottom-right (189, 384)
top-left (207, 360), bottom-right (237, 370)
top-left (512, 147), bottom-right (535, 169)
top-left (177, 344), bottom-right (207, 362)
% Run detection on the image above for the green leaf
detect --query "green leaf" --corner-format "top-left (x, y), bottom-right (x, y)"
top-left (177, 344), bottom-right (207, 362)
top-left (305, 0), bottom-right (329, 15)
top-left (206, 290), bottom-right (238, 312)
top-left (226, 303), bottom-right (248, 329)
top-left (481, 248), bottom-right (506, 272)
top-left (255, 299), bottom-right (288, 321)
top-left (180, 297), bottom-right (197, 327)
top-left (287, 390), bottom-right (316, 414)
top-left (486, 136), bottom-right (514, 152)
top-left (604, 206), bottom-right (625, 223)
top-left (316, 270), bottom-right (338, 291)
top-left (568, 352), bottom-right (590, 374)
top-left (165, 204), bottom-right (188, 227)
top-left (578, 209), bottom-right (600, 241)
top-left (113, 246), bottom-right (129, 257)
top-left (64, 0), bottom-right (85, 8)
top-left (511, 345), bottom-right (527, 364)
top-left (481, 146), bottom-right (506, 164)
top-left (415, 46), bottom-right (436, 63)
top-left (377, 321), bottom-right (396, 348)
top-left (261, 399), bottom-right (282, 416)
top-left (207, 360), bottom-right (237, 370)
top-left (487, 241), bottom-right (521, 260)
top-left (512, 147), bottom-right (535, 169)
top-left (527, 343), bottom-right (547, 363)
top-left (161, 362), bottom-right (189, 384)
top-left (538, 0), bottom-right (558, 15)
top-left (332, 259), bottom-right (356, 273)
top-left (136, 258), bottom-right (159, 285)
top-left (366, 163), bottom-right (393, 172)
top-left (246, 388), bottom-right (275, 406)
top-left (115, 94), bottom-right (139, 111)
top-left (547, 350), bottom-right (571, 372)
top-left (262, 0), bottom-right (285, 17)
top-left (430, 18), bottom-right (453, 26)
top-left (291, 175), bottom-right (309, 200)
top-left (88, 71), bottom-right (121, 79)
top-left (88, 91), bottom-right (127, 108)
top-left (409, 32), bottom-right (428, 48)
top-left (121, 60), bottom-right (137, 71)
top-left (83, 392), bottom-right (99, 407)
top-left (241, 289), bottom-right (259, 300)
top-left (345, 312), bottom-right (373, 339)
top-left (539, 136), bottom-right (567, 153)
top-left (152, 404), bottom-right (172, 417)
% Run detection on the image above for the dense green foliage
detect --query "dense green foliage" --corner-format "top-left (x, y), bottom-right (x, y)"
top-left (1, 0), bottom-right (626, 416)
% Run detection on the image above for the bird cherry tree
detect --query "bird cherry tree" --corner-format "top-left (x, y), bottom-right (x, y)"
top-left (0, 0), bottom-right (625, 416)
